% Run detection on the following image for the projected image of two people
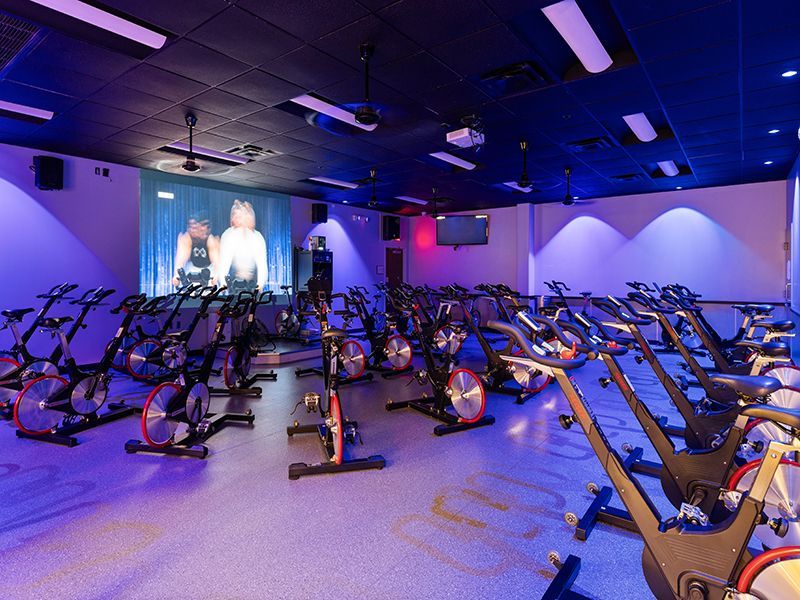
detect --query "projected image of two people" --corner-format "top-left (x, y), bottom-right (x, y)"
top-left (139, 174), bottom-right (291, 298)
top-left (172, 200), bottom-right (266, 292)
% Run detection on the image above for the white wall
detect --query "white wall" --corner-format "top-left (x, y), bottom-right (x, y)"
top-left (407, 205), bottom-right (523, 291)
top-left (290, 196), bottom-right (408, 292)
top-left (534, 181), bottom-right (787, 300)
top-left (787, 154), bottom-right (800, 313)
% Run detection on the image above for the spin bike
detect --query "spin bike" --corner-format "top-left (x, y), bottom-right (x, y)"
top-left (12, 294), bottom-right (153, 446)
top-left (125, 293), bottom-right (257, 459)
top-left (489, 319), bottom-right (800, 600)
top-left (346, 286), bottom-right (413, 377)
top-left (274, 284), bottom-right (310, 343)
top-left (287, 323), bottom-right (385, 478)
top-left (0, 282), bottom-right (78, 362)
top-left (222, 290), bottom-right (278, 389)
top-left (385, 289), bottom-right (494, 435)
top-left (0, 287), bottom-right (115, 419)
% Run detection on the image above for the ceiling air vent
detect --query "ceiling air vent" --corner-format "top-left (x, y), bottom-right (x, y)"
top-left (608, 173), bottom-right (645, 182)
top-left (224, 144), bottom-right (281, 161)
top-left (0, 12), bottom-right (39, 75)
top-left (480, 61), bottom-right (551, 97)
top-left (563, 136), bottom-right (616, 153)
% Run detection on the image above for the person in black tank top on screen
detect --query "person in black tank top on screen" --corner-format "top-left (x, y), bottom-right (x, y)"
top-left (172, 210), bottom-right (220, 287)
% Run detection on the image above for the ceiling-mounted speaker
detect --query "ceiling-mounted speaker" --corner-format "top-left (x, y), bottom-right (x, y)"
top-left (311, 203), bottom-right (328, 224)
top-left (382, 215), bottom-right (400, 241)
top-left (33, 155), bottom-right (63, 191)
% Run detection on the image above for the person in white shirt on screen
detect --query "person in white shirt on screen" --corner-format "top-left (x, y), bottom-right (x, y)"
top-left (218, 199), bottom-right (267, 290)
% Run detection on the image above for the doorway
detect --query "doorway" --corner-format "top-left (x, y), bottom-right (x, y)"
top-left (385, 248), bottom-right (403, 288)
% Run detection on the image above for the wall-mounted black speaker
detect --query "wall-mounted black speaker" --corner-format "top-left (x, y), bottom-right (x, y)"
top-left (311, 203), bottom-right (328, 224)
top-left (33, 155), bottom-right (64, 191)
top-left (382, 215), bottom-right (401, 241)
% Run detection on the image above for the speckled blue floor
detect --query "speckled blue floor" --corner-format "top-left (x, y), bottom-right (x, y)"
top-left (0, 322), bottom-right (794, 600)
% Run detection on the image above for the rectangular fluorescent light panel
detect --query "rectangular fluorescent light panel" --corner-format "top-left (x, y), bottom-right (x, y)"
top-left (622, 113), bottom-right (657, 142)
top-left (435, 216), bottom-right (446, 220)
top-left (308, 176), bottom-right (359, 190)
top-left (165, 142), bottom-right (250, 165)
top-left (429, 151), bottom-right (477, 171)
top-left (30, 0), bottom-right (167, 49)
top-left (475, 215), bottom-right (488, 219)
top-left (542, 0), bottom-right (612, 74)
top-left (290, 94), bottom-right (377, 132)
top-left (502, 181), bottom-right (533, 193)
top-left (395, 195), bottom-right (428, 206)
top-left (0, 99), bottom-right (54, 122)
top-left (157, 191), bottom-right (174, 199)
top-left (657, 160), bottom-right (679, 177)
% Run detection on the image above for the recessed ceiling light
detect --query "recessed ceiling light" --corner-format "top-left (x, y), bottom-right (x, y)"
top-left (675, 186), bottom-right (682, 190)
top-left (29, 0), bottom-right (167, 49)
top-left (342, 200), bottom-right (349, 204)
top-left (157, 191), bottom-right (174, 199)
top-left (307, 176), bottom-right (359, 190)
top-left (429, 151), bottom-right (477, 170)
top-left (781, 70), bottom-right (798, 78)
top-left (435, 215), bottom-right (446, 220)
top-left (764, 160), bottom-right (774, 165)
top-left (0, 99), bottom-right (54, 124)
top-left (768, 129), bottom-right (780, 134)
top-left (395, 195), bottom-right (428, 205)
top-left (542, 0), bottom-right (613, 74)
top-left (573, 196), bottom-right (579, 199)
top-left (163, 142), bottom-right (250, 165)
top-left (291, 94), bottom-right (377, 132)
top-left (657, 160), bottom-right (679, 177)
top-left (622, 113), bottom-right (657, 142)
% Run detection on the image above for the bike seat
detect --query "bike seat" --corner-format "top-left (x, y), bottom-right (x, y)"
top-left (2, 308), bottom-right (34, 321)
top-left (734, 340), bottom-right (790, 357)
top-left (709, 374), bottom-right (781, 398)
top-left (322, 327), bottom-right (346, 340)
top-left (740, 403), bottom-right (800, 430)
top-left (39, 316), bottom-right (74, 330)
top-left (752, 319), bottom-right (794, 332)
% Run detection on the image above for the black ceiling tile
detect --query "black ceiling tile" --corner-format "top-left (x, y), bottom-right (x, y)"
top-left (293, 146), bottom-right (353, 163)
top-left (89, 84), bottom-right (175, 117)
top-left (264, 45), bottom-right (358, 91)
top-left (180, 132), bottom-right (238, 152)
top-left (410, 80), bottom-right (493, 117)
top-left (262, 153), bottom-right (320, 172)
top-left (742, 0), bottom-right (800, 36)
top-left (186, 6), bottom-right (303, 65)
top-left (155, 105), bottom-right (230, 131)
top-left (106, 130), bottom-right (171, 150)
top-left (9, 32), bottom-right (138, 80)
top-left (644, 44), bottom-right (737, 86)
top-left (743, 28), bottom-right (800, 69)
top-left (0, 81), bottom-right (80, 113)
top-left (745, 87), bottom-right (800, 112)
top-left (128, 118), bottom-right (189, 141)
top-left (356, 0), bottom-right (399, 10)
top-left (238, 0), bottom-right (369, 40)
top-left (743, 61), bottom-right (800, 92)
top-left (744, 102), bottom-right (800, 127)
top-left (218, 70), bottom-right (305, 107)
top-left (625, 3), bottom-right (738, 63)
top-left (378, 0), bottom-right (499, 47)
top-left (430, 24), bottom-right (533, 80)
top-left (146, 40), bottom-right (250, 86)
top-left (672, 115), bottom-right (739, 138)
top-left (238, 108), bottom-right (307, 134)
top-left (375, 51), bottom-right (459, 94)
top-left (657, 71), bottom-right (739, 107)
top-left (67, 102), bottom-right (144, 128)
top-left (667, 96), bottom-right (739, 123)
top-left (566, 66), bottom-right (652, 103)
top-left (253, 135), bottom-right (311, 154)
top-left (323, 137), bottom-right (403, 162)
top-left (119, 64), bottom-right (207, 102)
top-left (684, 142), bottom-right (741, 159)
top-left (285, 125), bottom-right (337, 145)
top-left (0, 117), bottom-right (41, 137)
top-left (180, 88), bottom-right (263, 119)
top-left (88, 139), bottom-right (150, 159)
top-left (45, 115), bottom-right (120, 139)
top-left (101, 0), bottom-right (228, 35)
top-left (481, 0), bottom-right (540, 21)
top-left (5, 63), bottom-right (106, 98)
top-left (613, 0), bottom-right (729, 29)
top-left (583, 89), bottom-right (662, 118)
top-left (207, 122), bottom-right (275, 144)
top-left (311, 15), bottom-right (419, 69)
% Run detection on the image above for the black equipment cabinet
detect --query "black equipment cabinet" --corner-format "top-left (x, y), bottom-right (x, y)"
top-left (294, 249), bottom-right (333, 292)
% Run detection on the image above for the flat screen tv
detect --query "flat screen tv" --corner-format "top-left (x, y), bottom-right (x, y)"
top-left (436, 215), bottom-right (489, 246)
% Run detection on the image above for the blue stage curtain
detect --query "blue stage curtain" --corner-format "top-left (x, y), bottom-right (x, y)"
top-left (139, 171), bottom-right (292, 297)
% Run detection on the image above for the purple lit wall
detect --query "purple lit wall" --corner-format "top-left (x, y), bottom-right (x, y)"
top-left (533, 181), bottom-right (788, 301)
top-left (290, 196), bottom-right (407, 294)
top-left (0, 142), bottom-right (140, 361)
top-left (787, 153), bottom-right (800, 314)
